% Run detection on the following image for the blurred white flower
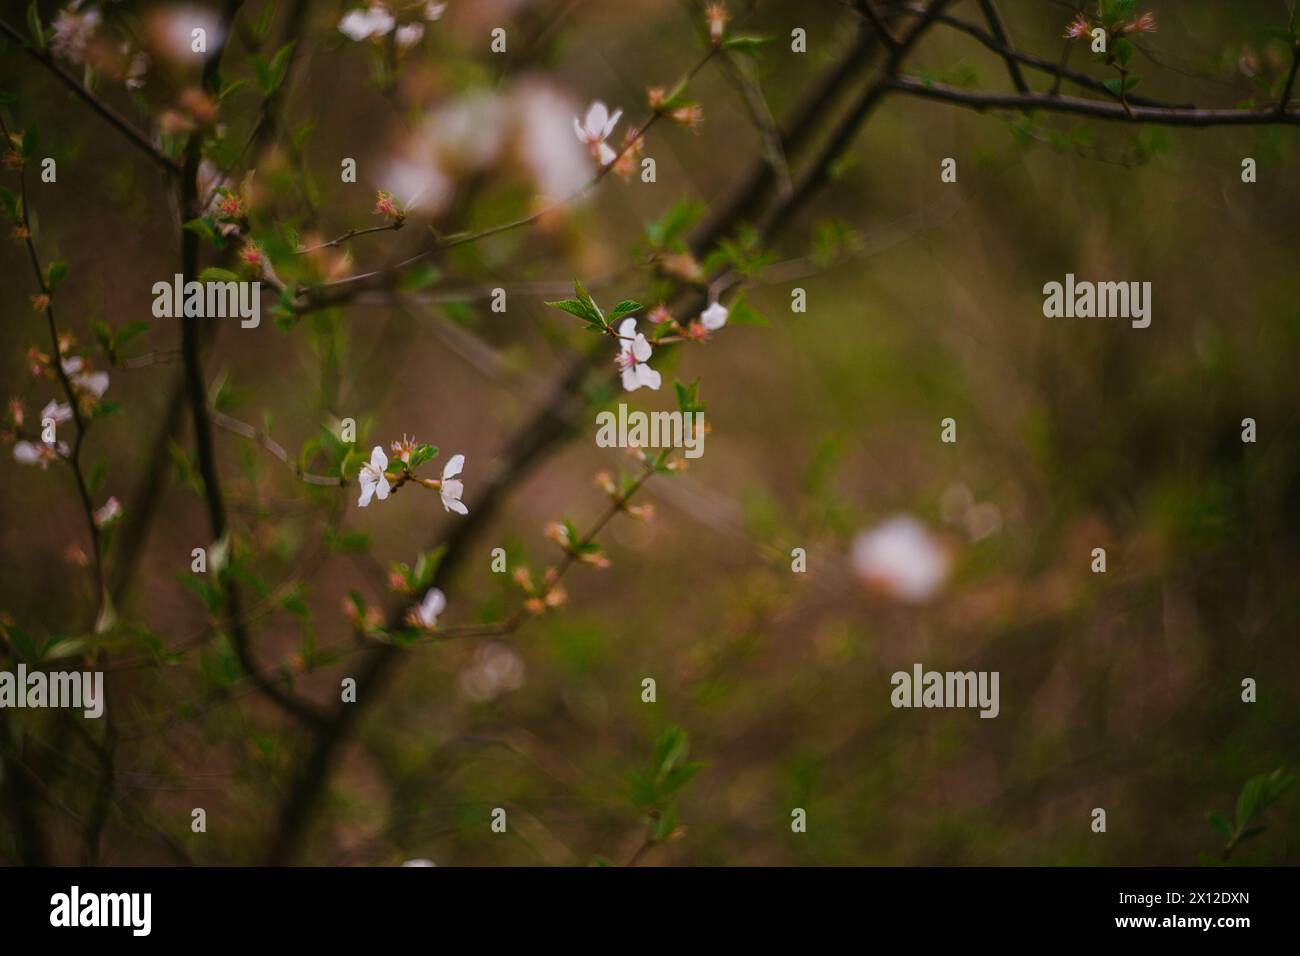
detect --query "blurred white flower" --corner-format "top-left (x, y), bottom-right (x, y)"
top-left (851, 515), bottom-right (951, 604)
top-left (515, 84), bottom-right (590, 201)
top-left (615, 318), bottom-right (660, 391)
top-left (573, 100), bottom-right (622, 166)
top-left (40, 400), bottom-right (73, 425)
top-left (50, 3), bottom-right (102, 64)
top-left (395, 21), bottom-right (425, 50)
top-left (401, 858), bottom-right (437, 866)
top-left (149, 5), bottom-right (226, 62)
top-left (412, 587), bottom-right (446, 629)
top-left (700, 302), bottom-right (728, 331)
top-left (13, 440), bottom-right (68, 469)
top-left (459, 642), bottom-right (526, 702)
top-left (124, 48), bottom-right (150, 90)
top-left (61, 356), bottom-right (109, 399)
top-left (338, 4), bottom-right (396, 41)
top-left (424, 1), bottom-right (448, 19)
top-left (439, 454), bottom-right (468, 514)
top-left (357, 445), bottom-right (391, 507)
top-left (94, 496), bottom-right (122, 528)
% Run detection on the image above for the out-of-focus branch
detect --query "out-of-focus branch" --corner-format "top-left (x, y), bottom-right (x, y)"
top-left (975, 0), bottom-right (1029, 93)
top-left (886, 76), bottom-right (1300, 126)
top-left (175, 0), bottom-right (330, 730)
top-left (0, 112), bottom-right (106, 617)
top-left (0, 17), bottom-right (181, 174)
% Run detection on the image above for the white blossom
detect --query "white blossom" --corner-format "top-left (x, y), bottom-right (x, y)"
top-left (61, 356), bottom-right (109, 399)
top-left (615, 318), bottom-right (660, 391)
top-left (700, 302), bottom-right (728, 331)
top-left (850, 515), bottom-right (951, 604)
top-left (357, 445), bottom-right (392, 507)
top-left (338, 4), bottom-right (396, 41)
top-left (439, 454), bottom-right (468, 514)
top-left (395, 21), bottom-right (425, 50)
top-left (40, 400), bottom-right (73, 425)
top-left (13, 440), bottom-right (68, 469)
top-left (49, 3), bottom-right (102, 64)
top-left (413, 587), bottom-right (446, 628)
top-left (573, 100), bottom-right (622, 166)
top-left (94, 496), bottom-right (123, 527)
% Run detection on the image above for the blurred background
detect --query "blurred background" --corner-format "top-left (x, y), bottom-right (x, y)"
top-left (1, 0), bottom-right (1297, 865)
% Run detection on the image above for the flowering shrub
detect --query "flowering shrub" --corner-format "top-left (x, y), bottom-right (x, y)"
top-left (0, 0), bottom-right (1297, 868)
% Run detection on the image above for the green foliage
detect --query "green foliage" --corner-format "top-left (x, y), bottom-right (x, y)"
top-left (1209, 767), bottom-right (1295, 859)
top-left (629, 726), bottom-right (706, 845)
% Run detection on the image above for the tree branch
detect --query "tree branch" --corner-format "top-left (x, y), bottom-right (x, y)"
top-left (0, 17), bottom-right (181, 174)
top-left (886, 75), bottom-right (1300, 126)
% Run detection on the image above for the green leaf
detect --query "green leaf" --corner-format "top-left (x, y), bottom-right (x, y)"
top-left (183, 217), bottom-right (219, 246)
top-left (1113, 37), bottom-right (1133, 68)
top-left (398, 263), bottom-right (442, 292)
top-left (1207, 811), bottom-right (1232, 839)
top-left (0, 185), bottom-right (19, 221)
top-left (26, 1), bottom-right (44, 52)
top-left (609, 300), bottom-right (643, 320)
top-left (722, 34), bottom-right (773, 54)
top-left (199, 267), bottom-right (241, 283)
top-left (87, 458), bottom-right (108, 494)
top-left (407, 443), bottom-right (439, 470)
top-left (20, 121), bottom-right (40, 160)
top-left (45, 261), bottom-right (69, 291)
top-left (545, 297), bottom-right (602, 326)
top-left (112, 320), bottom-right (150, 351)
top-left (1235, 776), bottom-right (1268, 830)
top-left (728, 292), bottom-right (769, 326)
top-left (674, 378), bottom-right (705, 414)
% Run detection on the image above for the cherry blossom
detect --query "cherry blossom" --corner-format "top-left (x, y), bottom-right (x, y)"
top-left (395, 22), bottom-right (425, 51)
top-left (614, 318), bottom-right (661, 391)
top-left (49, 3), bottom-right (102, 65)
top-left (439, 454), bottom-right (468, 514)
top-left (13, 440), bottom-right (68, 469)
top-left (338, 4), bottom-right (397, 42)
top-left (699, 302), bottom-right (728, 331)
top-left (41, 400), bottom-right (73, 426)
top-left (61, 356), bottom-right (109, 399)
top-left (573, 100), bottom-right (623, 166)
top-left (357, 445), bottom-right (392, 507)
top-left (412, 587), bottom-right (446, 629)
top-left (94, 497), bottom-right (123, 528)
top-left (851, 515), bottom-right (951, 604)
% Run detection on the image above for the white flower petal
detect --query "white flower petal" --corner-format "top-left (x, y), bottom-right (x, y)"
top-left (585, 101), bottom-right (608, 136)
top-left (369, 445), bottom-right (388, 471)
top-left (358, 476), bottom-right (376, 507)
top-left (621, 366), bottom-right (641, 391)
top-left (602, 108), bottom-right (623, 139)
top-left (375, 474), bottom-right (391, 500)
top-left (636, 365), bottom-right (661, 390)
top-left (631, 333), bottom-right (652, 362)
top-left (442, 453), bottom-right (464, 480)
top-left (700, 302), bottom-right (728, 330)
top-left (13, 441), bottom-right (41, 465)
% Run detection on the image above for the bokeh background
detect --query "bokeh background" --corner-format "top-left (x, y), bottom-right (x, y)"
top-left (1, 0), bottom-right (1297, 865)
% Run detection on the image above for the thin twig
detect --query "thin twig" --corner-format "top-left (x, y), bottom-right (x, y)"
top-left (0, 17), bottom-right (181, 174)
